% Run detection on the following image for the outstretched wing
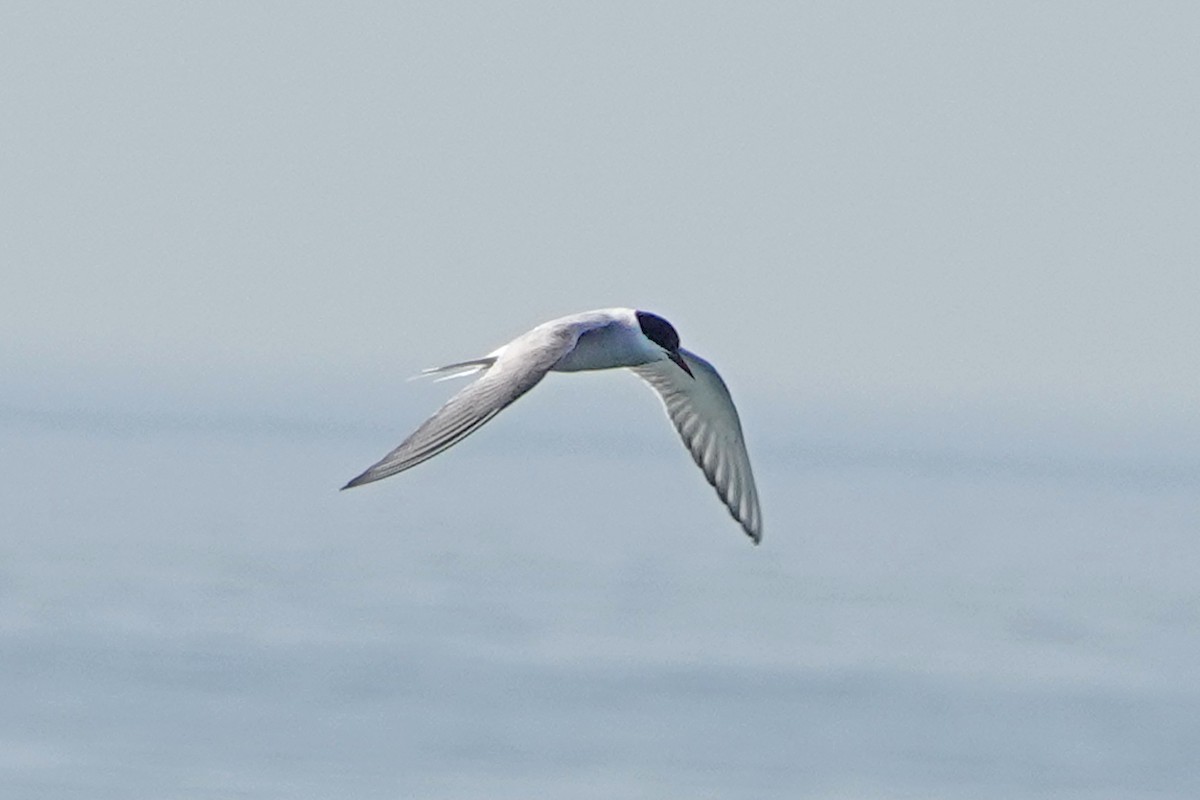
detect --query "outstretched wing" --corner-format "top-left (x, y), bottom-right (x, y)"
top-left (632, 348), bottom-right (762, 543)
top-left (342, 327), bottom-right (577, 489)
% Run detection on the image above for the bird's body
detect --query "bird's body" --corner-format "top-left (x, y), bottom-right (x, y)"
top-left (343, 308), bottom-right (763, 542)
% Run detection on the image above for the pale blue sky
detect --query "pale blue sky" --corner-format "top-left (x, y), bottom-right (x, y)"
top-left (3, 2), bottom-right (1197, 453)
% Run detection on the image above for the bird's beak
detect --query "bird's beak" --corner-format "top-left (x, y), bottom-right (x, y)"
top-left (669, 350), bottom-right (695, 378)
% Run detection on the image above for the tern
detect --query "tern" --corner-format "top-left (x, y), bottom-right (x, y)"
top-left (343, 308), bottom-right (762, 542)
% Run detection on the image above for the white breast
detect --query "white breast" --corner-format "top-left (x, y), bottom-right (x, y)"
top-left (551, 319), bottom-right (663, 372)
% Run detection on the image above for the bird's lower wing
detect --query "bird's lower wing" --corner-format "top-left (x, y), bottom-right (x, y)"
top-left (631, 348), bottom-right (762, 542)
top-left (342, 330), bottom-right (576, 488)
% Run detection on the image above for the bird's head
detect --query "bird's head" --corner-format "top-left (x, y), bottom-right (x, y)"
top-left (635, 310), bottom-right (694, 378)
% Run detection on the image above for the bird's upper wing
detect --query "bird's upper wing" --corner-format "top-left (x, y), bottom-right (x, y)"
top-left (631, 348), bottom-right (762, 542)
top-left (342, 324), bottom-right (579, 488)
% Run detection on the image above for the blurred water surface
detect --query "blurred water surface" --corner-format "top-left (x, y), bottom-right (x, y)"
top-left (2, 412), bottom-right (1197, 800)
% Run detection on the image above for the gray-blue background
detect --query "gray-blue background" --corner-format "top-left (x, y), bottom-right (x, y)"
top-left (3, 3), bottom-right (1198, 798)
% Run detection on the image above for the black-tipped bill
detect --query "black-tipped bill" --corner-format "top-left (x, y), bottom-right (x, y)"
top-left (669, 350), bottom-right (694, 378)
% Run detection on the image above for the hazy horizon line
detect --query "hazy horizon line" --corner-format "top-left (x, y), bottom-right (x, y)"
top-left (5, 401), bottom-right (1196, 491)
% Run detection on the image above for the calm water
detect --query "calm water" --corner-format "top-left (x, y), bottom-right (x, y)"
top-left (3, 410), bottom-right (1198, 799)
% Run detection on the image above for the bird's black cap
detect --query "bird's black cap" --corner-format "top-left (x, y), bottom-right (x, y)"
top-left (635, 311), bottom-right (681, 352)
top-left (636, 311), bottom-right (693, 378)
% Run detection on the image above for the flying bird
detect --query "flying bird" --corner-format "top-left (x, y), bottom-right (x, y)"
top-left (343, 308), bottom-right (762, 542)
